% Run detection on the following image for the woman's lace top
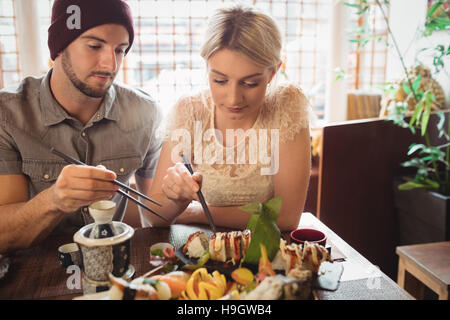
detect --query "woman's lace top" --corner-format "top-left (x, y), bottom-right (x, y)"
top-left (163, 84), bottom-right (313, 206)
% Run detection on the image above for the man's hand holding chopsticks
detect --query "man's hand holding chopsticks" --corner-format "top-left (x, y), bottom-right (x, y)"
top-left (49, 164), bottom-right (120, 213)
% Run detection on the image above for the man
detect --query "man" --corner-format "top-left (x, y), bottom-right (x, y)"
top-left (0, 0), bottom-right (161, 253)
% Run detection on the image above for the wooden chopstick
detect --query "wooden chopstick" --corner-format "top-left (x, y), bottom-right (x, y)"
top-left (181, 154), bottom-right (217, 234)
top-left (50, 147), bottom-right (168, 222)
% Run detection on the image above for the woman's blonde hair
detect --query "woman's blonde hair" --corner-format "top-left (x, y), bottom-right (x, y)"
top-left (200, 5), bottom-right (282, 70)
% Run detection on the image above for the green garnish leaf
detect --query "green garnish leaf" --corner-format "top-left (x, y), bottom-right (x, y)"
top-left (150, 249), bottom-right (165, 257)
top-left (239, 202), bottom-right (263, 215)
top-left (182, 250), bottom-right (211, 270)
top-left (240, 197), bottom-right (282, 265)
top-left (262, 196), bottom-right (282, 221)
top-left (142, 278), bottom-right (160, 287)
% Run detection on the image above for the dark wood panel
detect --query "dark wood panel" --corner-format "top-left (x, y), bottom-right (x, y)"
top-left (317, 112), bottom-right (449, 279)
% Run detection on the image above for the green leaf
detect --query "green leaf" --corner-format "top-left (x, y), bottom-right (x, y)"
top-left (239, 202), bottom-right (262, 231)
top-left (436, 111), bottom-right (445, 138)
top-left (239, 202), bottom-right (262, 215)
top-left (424, 179), bottom-right (440, 189)
top-left (183, 250), bottom-right (211, 270)
top-left (398, 181), bottom-right (428, 190)
top-left (426, 1), bottom-right (443, 18)
top-left (332, 67), bottom-right (347, 82)
top-left (433, 17), bottom-right (450, 26)
top-left (151, 249), bottom-right (164, 257)
top-left (409, 98), bottom-right (424, 127)
top-left (412, 74), bottom-right (421, 92)
top-left (402, 81), bottom-right (411, 95)
top-left (242, 197), bottom-right (282, 265)
top-left (398, 178), bottom-right (439, 191)
top-left (343, 2), bottom-right (362, 9)
top-left (401, 157), bottom-right (427, 169)
top-left (407, 143), bottom-right (425, 156)
top-left (357, 5), bottom-right (370, 15)
top-left (243, 210), bottom-right (281, 264)
top-left (262, 196), bottom-right (282, 221)
top-left (421, 96), bottom-right (432, 136)
top-left (142, 278), bottom-right (160, 287)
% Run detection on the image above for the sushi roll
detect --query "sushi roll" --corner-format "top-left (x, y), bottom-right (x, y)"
top-left (301, 242), bottom-right (329, 273)
top-left (225, 231), bottom-right (243, 264)
top-left (108, 274), bottom-right (159, 300)
top-left (209, 232), bottom-right (227, 262)
top-left (183, 231), bottom-right (209, 258)
top-left (240, 229), bottom-right (252, 256)
top-left (208, 230), bottom-right (252, 263)
top-left (183, 229), bottom-right (254, 264)
top-left (131, 277), bottom-right (171, 300)
top-left (242, 274), bottom-right (311, 300)
top-left (150, 271), bottom-right (190, 299)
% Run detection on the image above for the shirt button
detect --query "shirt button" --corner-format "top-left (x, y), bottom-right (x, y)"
top-left (43, 174), bottom-right (50, 180)
top-left (119, 168), bottom-right (125, 173)
top-left (81, 132), bottom-right (86, 137)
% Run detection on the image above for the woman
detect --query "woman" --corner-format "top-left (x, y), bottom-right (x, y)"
top-left (139, 5), bottom-right (312, 231)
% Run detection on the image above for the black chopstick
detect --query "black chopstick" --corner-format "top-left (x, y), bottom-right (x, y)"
top-left (51, 147), bottom-right (161, 206)
top-left (181, 154), bottom-right (217, 233)
top-left (50, 147), bottom-right (168, 222)
top-left (116, 189), bottom-right (167, 222)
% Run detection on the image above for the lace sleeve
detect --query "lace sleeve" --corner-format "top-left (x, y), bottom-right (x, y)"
top-left (161, 94), bottom-right (195, 142)
top-left (266, 84), bottom-right (315, 143)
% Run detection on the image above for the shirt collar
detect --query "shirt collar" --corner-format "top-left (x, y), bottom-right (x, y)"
top-left (40, 69), bottom-right (119, 127)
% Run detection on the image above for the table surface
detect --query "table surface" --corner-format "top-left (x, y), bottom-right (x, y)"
top-left (396, 241), bottom-right (450, 286)
top-left (0, 212), bottom-right (412, 300)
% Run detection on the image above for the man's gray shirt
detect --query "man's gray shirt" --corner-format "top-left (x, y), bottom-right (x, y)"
top-left (0, 70), bottom-right (162, 234)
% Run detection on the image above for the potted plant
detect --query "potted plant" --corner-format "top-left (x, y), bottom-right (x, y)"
top-left (345, 0), bottom-right (450, 244)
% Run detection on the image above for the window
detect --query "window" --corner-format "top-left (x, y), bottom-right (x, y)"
top-left (0, 0), bottom-right (20, 87)
top-left (346, 1), bottom-right (389, 91)
top-left (124, 0), bottom-right (334, 119)
top-left (36, 0), bottom-right (334, 119)
top-left (1, 0), bottom-right (390, 122)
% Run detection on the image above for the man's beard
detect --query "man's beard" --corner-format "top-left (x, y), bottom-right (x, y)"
top-left (61, 50), bottom-right (115, 98)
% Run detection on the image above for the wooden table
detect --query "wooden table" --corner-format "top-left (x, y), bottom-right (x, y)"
top-left (396, 241), bottom-right (450, 300)
top-left (0, 213), bottom-right (412, 300)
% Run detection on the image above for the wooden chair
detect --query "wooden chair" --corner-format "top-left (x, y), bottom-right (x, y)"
top-left (346, 91), bottom-right (382, 120)
top-left (397, 241), bottom-right (450, 300)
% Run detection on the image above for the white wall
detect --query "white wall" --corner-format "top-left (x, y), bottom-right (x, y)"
top-left (324, 0), bottom-right (349, 123)
top-left (325, 0), bottom-right (450, 123)
top-left (387, 0), bottom-right (450, 107)
top-left (14, 0), bottom-right (47, 78)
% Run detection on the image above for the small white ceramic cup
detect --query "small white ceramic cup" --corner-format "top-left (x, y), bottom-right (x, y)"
top-left (58, 243), bottom-right (82, 268)
top-left (88, 200), bottom-right (116, 224)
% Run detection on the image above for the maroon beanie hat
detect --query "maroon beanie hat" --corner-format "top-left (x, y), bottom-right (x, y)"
top-left (48, 0), bottom-right (134, 60)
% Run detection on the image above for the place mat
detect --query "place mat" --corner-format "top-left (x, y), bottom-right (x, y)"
top-left (317, 277), bottom-right (411, 300)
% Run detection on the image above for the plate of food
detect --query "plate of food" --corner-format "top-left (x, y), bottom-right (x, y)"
top-left (74, 197), bottom-right (343, 300)
top-left (177, 197), bottom-right (343, 295)
top-left (178, 229), bottom-right (341, 289)
top-left (177, 230), bottom-right (256, 274)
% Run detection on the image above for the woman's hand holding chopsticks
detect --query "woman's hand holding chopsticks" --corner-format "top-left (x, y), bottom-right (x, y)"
top-left (162, 163), bottom-right (203, 204)
top-left (49, 164), bottom-right (120, 213)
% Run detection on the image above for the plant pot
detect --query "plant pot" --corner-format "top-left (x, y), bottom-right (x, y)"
top-left (393, 178), bottom-right (450, 245)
